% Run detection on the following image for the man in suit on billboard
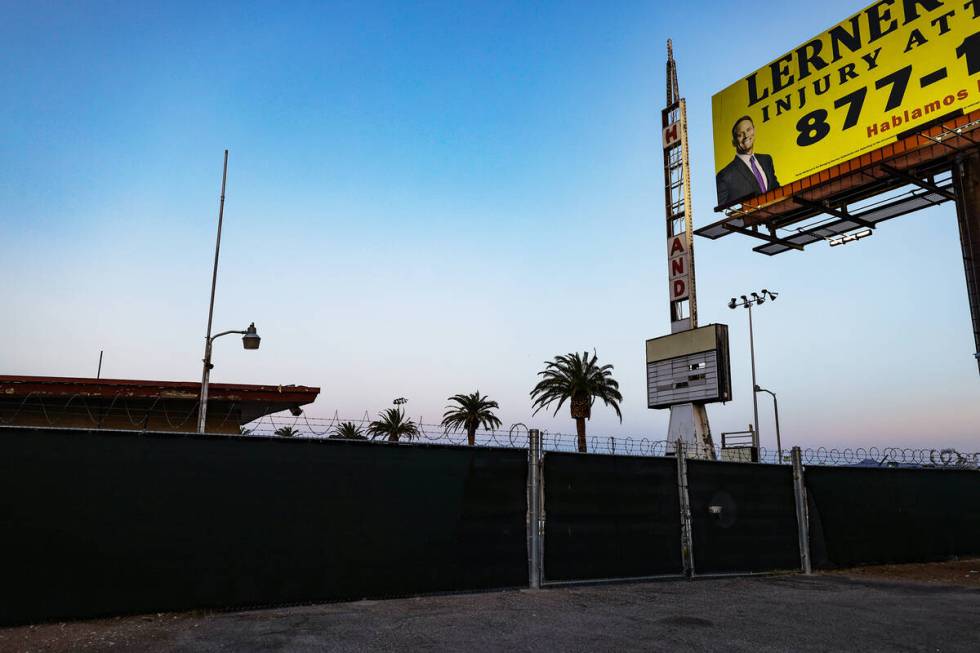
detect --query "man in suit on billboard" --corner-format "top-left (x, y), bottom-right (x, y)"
top-left (716, 115), bottom-right (779, 207)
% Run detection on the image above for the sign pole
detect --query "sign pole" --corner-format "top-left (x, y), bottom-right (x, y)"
top-left (662, 41), bottom-right (714, 457)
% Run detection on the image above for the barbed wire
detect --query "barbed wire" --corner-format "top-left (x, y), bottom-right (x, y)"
top-left (799, 446), bottom-right (980, 468)
top-left (2, 395), bottom-right (977, 469)
top-left (240, 413), bottom-right (979, 469)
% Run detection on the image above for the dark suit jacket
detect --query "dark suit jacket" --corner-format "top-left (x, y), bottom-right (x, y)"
top-left (715, 153), bottom-right (778, 207)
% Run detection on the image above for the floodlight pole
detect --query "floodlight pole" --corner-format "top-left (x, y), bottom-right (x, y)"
top-left (747, 302), bottom-right (760, 452)
top-left (730, 291), bottom-right (776, 453)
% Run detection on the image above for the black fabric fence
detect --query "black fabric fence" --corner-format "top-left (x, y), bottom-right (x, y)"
top-left (4, 425), bottom-right (980, 627)
top-left (0, 427), bottom-right (528, 626)
top-left (806, 465), bottom-right (980, 568)
top-left (542, 453), bottom-right (682, 581)
top-left (687, 460), bottom-right (800, 574)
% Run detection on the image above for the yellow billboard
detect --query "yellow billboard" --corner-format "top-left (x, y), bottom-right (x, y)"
top-left (712, 0), bottom-right (980, 208)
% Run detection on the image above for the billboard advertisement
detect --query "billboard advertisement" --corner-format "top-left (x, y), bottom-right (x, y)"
top-left (712, 0), bottom-right (980, 208)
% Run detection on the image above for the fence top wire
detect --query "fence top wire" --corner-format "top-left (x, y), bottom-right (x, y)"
top-left (237, 412), bottom-right (980, 470)
top-left (4, 394), bottom-right (976, 470)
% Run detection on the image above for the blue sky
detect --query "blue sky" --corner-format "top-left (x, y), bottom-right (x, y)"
top-left (2, 1), bottom-right (977, 450)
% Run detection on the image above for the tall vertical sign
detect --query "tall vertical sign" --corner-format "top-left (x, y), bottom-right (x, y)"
top-left (663, 45), bottom-right (697, 334)
top-left (660, 41), bottom-right (714, 456)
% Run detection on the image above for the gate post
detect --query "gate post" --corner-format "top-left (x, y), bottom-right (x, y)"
top-left (791, 446), bottom-right (812, 574)
top-left (676, 439), bottom-right (695, 578)
top-left (528, 428), bottom-right (542, 588)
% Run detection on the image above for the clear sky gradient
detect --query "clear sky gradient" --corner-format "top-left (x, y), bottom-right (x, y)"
top-left (3, 1), bottom-right (977, 450)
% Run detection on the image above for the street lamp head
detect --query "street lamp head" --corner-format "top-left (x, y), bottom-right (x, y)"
top-left (751, 292), bottom-right (763, 304)
top-left (763, 289), bottom-right (778, 300)
top-left (242, 323), bottom-right (261, 350)
top-left (740, 295), bottom-right (749, 307)
top-left (728, 298), bottom-right (737, 309)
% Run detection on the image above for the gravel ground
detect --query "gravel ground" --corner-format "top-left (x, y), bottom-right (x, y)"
top-left (2, 567), bottom-right (979, 652)
top-left (824, 558), bottom-right (980, 587)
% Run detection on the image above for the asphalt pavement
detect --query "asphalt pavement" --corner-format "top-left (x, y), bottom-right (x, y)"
top-left (2, 574), bottom-right (978, 652)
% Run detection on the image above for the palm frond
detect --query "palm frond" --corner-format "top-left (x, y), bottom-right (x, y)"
top-left (367, 407), bottom-right (419, 442)
top-left (529, 350), bottom-right (623, 421)
top-left (330, 421), bottom-right (367, 440)
top-left (440, 390), bottom-right (502, 433)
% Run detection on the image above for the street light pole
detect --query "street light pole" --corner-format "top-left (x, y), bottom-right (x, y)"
top-left (198, 324), bottom-right (261, 433)
top-left (755, 385), bottom-right (782, 460)
top-left (195, 150), bottom-right (262, 434)
top-left (198, 150), bottom-right (229, 434)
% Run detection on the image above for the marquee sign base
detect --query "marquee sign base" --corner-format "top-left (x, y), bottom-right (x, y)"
top-left (667, 402), bottom-right (714, 459)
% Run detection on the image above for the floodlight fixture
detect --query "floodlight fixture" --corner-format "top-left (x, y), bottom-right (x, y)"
top-left (728, 298), bottom-right (737, 309)
top-left (828, 228), bottom-right (874, 247)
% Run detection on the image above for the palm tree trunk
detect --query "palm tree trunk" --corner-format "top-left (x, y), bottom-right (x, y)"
top-left (467, 425), bottom-right (476, 446)
top-left (575, 417), bottom-right (587, 453)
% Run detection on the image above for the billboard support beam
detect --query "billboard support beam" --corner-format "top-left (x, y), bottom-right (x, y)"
top-left (880, 164), bottom-right (957, 202)
top-left (721, 223), bottom-right (804, 251)
top-left (940, 126), bottom-right (977, 145)
top-left (953, 152), bottom-right (980, 373)
top-left (791, 198), bottom-right (874, 229)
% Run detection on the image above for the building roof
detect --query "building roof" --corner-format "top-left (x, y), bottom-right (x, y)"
top-left (0, 375), bottom-right (319, 405)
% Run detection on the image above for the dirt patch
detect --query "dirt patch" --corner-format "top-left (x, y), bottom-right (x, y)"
top-left (826, 558), bottom-right (980, 587)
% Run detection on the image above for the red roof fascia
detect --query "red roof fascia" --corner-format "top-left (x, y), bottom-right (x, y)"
top-left (0, 375), bottom-right (320, 405)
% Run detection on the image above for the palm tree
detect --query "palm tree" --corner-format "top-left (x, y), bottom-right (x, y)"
top-left (274, 425), bottom-right (301, 438)
top-left (330, 421), bottom-right (367, 440)
top-left (367, 407), bottom-right (419, 442)
top-left (441, 391), bottom-right (502, 446)
top-left (530, 351), bottom-right (623, 453)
